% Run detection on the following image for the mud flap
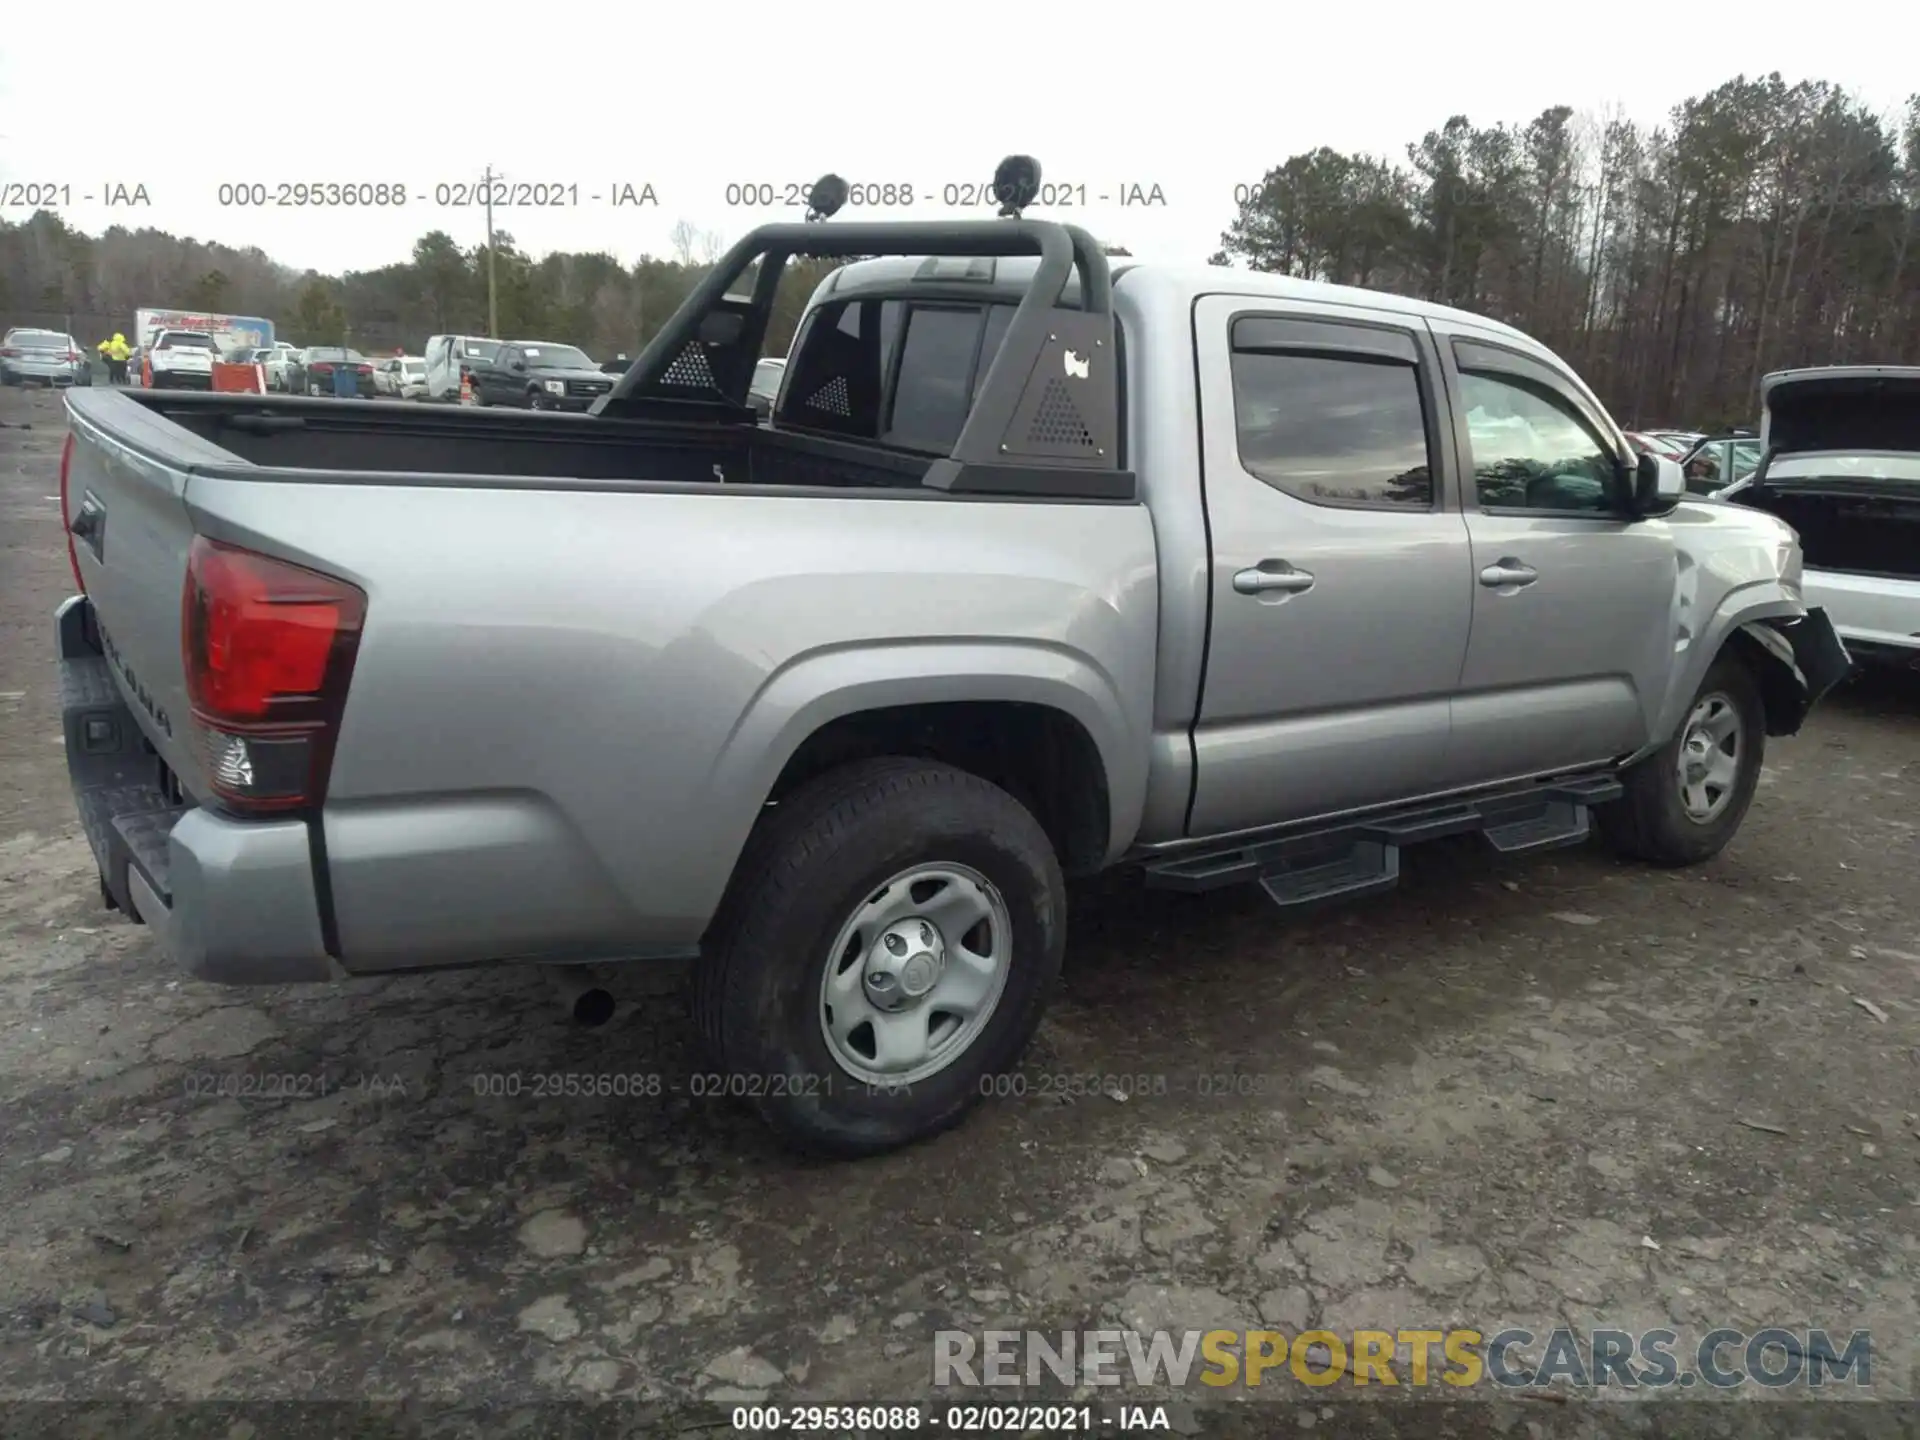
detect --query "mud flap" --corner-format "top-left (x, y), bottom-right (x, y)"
top-left (1739, 607), bottom-right (1851, 736)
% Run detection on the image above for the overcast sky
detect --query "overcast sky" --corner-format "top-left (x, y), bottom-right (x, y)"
top-left (3, 4), bottom-right (1913, 276)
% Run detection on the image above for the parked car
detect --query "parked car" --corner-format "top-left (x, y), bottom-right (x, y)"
top-left (1679, 432), bottom-right (1762, 494)
top-left (0, 328), bottom-right (90, 387)
top-left (288, 346), bottom-right (375, 397)
top-left (467, 340), bottom-right (614, 410)
top-left (1717, 367), bottom-right (1920, 670)
top-left (51, 209), bottom-right (1850, 1158)
top-left (1625, 431), bottom-right (1688, 460)
top-left (423, 334), bottom-right (503, 401)
top-left (747, 356), bottom-right (786, 418)
top-left (144, 329), bottom-right (220, 390)
top-left (372, 355), bottom-right (427, 399)
top-left (261, 343), bottom-right (300, 392)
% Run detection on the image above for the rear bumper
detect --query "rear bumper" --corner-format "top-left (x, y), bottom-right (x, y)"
top-left (57, 596), bottom-right (341, 984)
top-left (151, 371), bottom-right (213, 390)
top-left (2, 360), bottom-right (81, 385)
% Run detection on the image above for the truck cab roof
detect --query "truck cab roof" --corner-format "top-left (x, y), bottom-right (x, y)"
top-left (813, 254), bottom-right (1546, 356)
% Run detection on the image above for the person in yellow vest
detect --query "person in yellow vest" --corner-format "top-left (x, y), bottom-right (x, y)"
top-left (101, 333), bottom-right (131, 385)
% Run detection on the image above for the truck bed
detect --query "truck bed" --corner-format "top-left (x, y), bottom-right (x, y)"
top-left (122, 388), bottom-right (932, 491)
top-left (57, 383), bottom-right (1160, 979)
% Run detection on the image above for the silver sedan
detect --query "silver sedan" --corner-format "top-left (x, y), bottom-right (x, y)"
top-left (0, 329), bottom-right (92, 388)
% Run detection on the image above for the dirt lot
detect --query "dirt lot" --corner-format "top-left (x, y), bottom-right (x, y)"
top-left (3, 382), bottom-right (1919, 1437)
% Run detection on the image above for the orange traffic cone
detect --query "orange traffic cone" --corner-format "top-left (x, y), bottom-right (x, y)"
top-left (459, 371), bottom-right (474, 405)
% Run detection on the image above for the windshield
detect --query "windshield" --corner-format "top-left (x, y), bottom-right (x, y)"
top-left (517, 344), bottom-right (594, 370)
top-left (158, 333), bottom-right (215, 349)
top-left (307, 348), bottom-right (364, 362)
top-left (11, 331), bottom-right (69, 349)
top-left (461, 339), bottom-right (500, 361)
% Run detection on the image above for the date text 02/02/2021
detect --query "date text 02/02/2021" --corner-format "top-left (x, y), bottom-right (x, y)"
top-left (210, 181), bottom-right (659, 208)
top-left (718, 181), bottom-right (1168, 209)
top-left (728, 1403), bottom-right (1167, 1432)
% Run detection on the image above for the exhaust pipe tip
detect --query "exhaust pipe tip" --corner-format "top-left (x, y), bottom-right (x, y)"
top-left (548, 965), bottom-right (616, 1028)
top-left (572, 987), bottom-right (616, 1028)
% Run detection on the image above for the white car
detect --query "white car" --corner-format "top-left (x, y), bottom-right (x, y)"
top-left (261, 342), bottom-right (300, 391)
top-left (145, 330), bottom-right (220, 390)
top-left (1718, 366), bottom-right (1920, 670)
top-left (372, 355), bottom-right (428, 399)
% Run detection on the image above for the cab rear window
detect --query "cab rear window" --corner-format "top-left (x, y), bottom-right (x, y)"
top-left (779, 299), bottom-right (1018, 455)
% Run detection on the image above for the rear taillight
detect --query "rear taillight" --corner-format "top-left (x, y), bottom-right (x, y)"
top-left (0, 347), bottom-right (18, 359)
top-left (59, 433), bottom-right (85, 594)
top-left (181, 537), bottom-right (366, 813)
top-left (356, 366), bottom-right (371, 375)
top-left (313, 363), bottom-right (334, 373)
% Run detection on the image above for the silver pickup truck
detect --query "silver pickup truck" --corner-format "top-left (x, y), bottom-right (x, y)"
top-left (54, 196), bottom-right (1850, 1156)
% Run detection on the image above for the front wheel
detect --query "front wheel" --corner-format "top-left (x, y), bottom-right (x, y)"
top-left (1596, 650), bottom-right (1765, 867)
top-left (695, 758), bottom-right (1066, 1157)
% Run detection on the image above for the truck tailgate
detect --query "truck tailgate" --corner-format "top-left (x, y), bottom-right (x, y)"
top-left (62, 389), bottom-right (251, 796)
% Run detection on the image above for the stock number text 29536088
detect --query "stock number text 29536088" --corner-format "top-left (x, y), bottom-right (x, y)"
top-left (211, 181), bottom-right (659, 208)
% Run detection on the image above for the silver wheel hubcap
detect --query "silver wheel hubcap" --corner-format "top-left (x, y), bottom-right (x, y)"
top-left (1677, 692), bottom-right (1742, 822)
top-left (818, 863), bottom-right (1012, 1087)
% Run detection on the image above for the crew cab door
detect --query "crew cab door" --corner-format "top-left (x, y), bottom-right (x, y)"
top-left (1431, 324), bottom-right (1672, 783)
top-left (473, 344), bottom-right (512, 402)
top-left (1187, 295), bottom-right (1474, 837)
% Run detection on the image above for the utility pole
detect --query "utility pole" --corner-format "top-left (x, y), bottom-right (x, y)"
top-left (483, 164), bottom-right (499, 338)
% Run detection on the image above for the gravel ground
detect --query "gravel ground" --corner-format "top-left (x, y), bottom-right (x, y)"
top-left (3, 382), bottom-right (1919, 1438)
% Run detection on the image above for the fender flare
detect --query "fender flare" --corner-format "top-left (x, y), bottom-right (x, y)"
top-left (1644, 583), bottom-right (1845, 753)
top-left (704, 639), bottom-right (1148, 867)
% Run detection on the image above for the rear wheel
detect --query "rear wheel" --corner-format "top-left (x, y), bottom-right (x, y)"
top-left (1596, 650), bottom-right (1765, 867)
top-left (696, 758), bottom-right (1066, 1157)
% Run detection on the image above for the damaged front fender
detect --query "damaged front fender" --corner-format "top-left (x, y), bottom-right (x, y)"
top-left (1738, 607), bottom-right (1853, 736)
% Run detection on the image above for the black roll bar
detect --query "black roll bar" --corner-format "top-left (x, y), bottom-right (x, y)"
top-left (602, 219), bottom-right (1116, 470)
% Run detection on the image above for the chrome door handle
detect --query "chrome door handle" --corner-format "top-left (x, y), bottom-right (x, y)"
top-left (1234, 564), bottom-right (1315, 596)
top-left (1478, 560), bottom-right (1538, 589)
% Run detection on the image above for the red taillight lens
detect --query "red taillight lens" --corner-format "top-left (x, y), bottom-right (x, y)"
top-left (312, 363), bottom-right (334, 373)
top-left (0, 347), bottom-right (18, 359)
top-left (356, 366), bottom-right (371, 375)
top-left (181, 538), bottom-right (365, 811)
top-left (59, 433), bottom-right (85, 594)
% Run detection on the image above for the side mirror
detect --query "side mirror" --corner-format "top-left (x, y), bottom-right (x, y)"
top-left (509, 357), bottom-right (527, 372)
top-left (1631, 451), bottom-right (1685, 516)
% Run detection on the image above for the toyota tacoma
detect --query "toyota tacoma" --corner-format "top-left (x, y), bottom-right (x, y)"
top-left (51, 173), bottom-right (1850, 1156)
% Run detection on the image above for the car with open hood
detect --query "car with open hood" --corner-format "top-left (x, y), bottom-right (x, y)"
top-left (1717, 366), bottom-right (1920, 669)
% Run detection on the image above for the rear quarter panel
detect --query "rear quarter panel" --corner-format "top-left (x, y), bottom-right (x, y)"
top-left (183, 475), bottom-right (1160, 968)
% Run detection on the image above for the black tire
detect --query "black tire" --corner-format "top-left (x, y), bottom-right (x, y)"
top-left (1596, 649), bottom-right (1765, 867)
top-left (695, 758), bottom-right (1066, 1158)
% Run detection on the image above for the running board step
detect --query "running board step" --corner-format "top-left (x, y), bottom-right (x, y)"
top-left (1141, 771), bottom-right (1622, 902)
top-left (1481, 800), bottom-right (1593, 855)
top-left (1257, 841), bottom-right (1400, 910)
